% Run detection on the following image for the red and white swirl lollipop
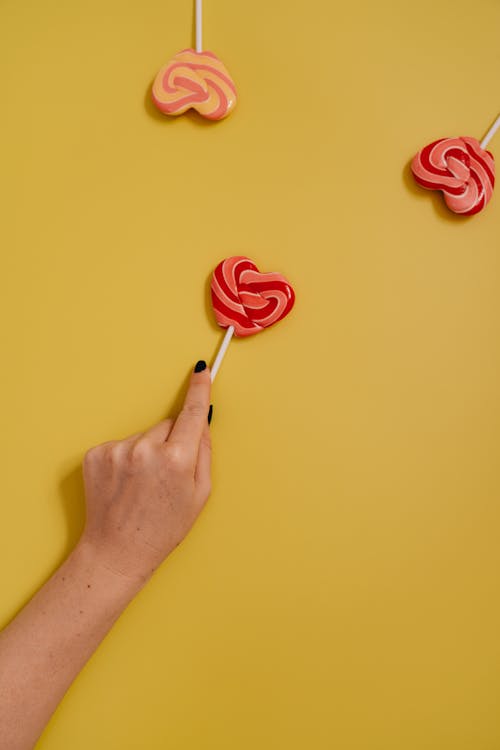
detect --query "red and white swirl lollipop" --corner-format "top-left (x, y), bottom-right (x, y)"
top-left (210, 257), bottom-right (295, 380)
top-left (411, 114), bottom-right (500, 216)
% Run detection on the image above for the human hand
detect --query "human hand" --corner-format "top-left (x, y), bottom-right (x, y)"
top-left (80, 361), bottom-right (212, 584)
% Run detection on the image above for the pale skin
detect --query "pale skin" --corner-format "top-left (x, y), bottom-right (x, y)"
top-left (0, 362), bottom-right (212, 750)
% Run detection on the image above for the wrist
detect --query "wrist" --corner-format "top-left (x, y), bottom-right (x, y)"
top-left (69, 538), bottom-right (146, 607)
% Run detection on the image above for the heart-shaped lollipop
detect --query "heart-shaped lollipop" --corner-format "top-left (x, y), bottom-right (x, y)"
top-left (152, 48), bottom-right (237, 120)
top-left (411, 137), bottom-right (495, 215)
top-left (411, 114), bottom-right (500, 216)
top-left (151, 0), bottom-right (236, 121)
top-left (210, 257), bottom-right (295, 380)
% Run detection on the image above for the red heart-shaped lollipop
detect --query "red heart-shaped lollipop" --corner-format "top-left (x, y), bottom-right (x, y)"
top-left (211, 256), bottom-right (295, 337)
top-left (209, 257), bottom-right (295, 381)
top-left (410, 114), bottom-right (500, 215)
top-left (411, 137), bottom-right (495, 215)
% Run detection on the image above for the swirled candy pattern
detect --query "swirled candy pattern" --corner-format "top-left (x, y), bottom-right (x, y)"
top-left (211, 257), bottom-right (295, 337)
top-left (411, 137), bottom-right (495, 216)
top-left (152, 48), bottom-right (237, 120)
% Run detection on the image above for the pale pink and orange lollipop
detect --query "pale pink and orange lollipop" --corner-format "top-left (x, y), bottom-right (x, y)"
top-left (152, 0), bottom-right (237, 121)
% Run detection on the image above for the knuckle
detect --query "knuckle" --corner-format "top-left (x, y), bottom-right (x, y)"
top-left (182, 400), bottom-right (206, 419)
top-left (108, 442), bottom-right (123, 465)
top-left (83, 443), bottom-right (106, 466)
top-left (165, 444), bottom-right (191, 473)
top-left (83, 440), bottom-right (124, 477)
top-left (83, 446), bottom-right (97, 464)
top-left (128, 439), bottom-right (152, 467)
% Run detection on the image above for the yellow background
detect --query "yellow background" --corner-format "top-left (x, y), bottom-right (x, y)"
top-left (2, 0), bottom-right (500, 747)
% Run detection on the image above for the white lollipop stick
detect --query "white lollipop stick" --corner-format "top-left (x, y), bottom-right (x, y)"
top-left (195, 0), bottom-right (202, 52)
top-left (480, 114), bottom-right (500, 149)
top-left (210, 325), bottom-right (234, 382)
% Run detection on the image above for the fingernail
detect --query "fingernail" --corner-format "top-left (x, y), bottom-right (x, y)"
top-left (208, 404), bottom-right (213, 425)
top-left (194, 360), bottom-right (207, 373)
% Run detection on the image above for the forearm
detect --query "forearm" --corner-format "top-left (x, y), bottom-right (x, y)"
top-left (0, 540), bottom-right (143, 750)
top-left (0, 364), bottom-right (212, 749)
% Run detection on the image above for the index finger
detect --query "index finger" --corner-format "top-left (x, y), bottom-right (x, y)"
top-left (167, 361), bottom-right (211, 466)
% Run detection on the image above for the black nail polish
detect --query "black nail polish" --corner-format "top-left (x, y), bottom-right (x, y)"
top-left (194, 360), bottom-right (207, 373)
top-left (208, 404), bottom-right (213, 425)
